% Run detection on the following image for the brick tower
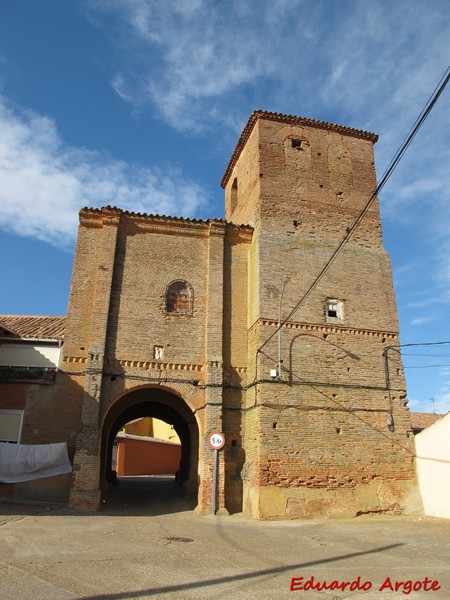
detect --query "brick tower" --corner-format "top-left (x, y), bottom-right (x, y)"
top-left (222, 111), bottom-right (417, 518)
top-left (14, 110), bottom-right (418, 518)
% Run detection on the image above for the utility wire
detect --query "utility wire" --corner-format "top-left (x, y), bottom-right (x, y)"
top-left (257, 339), bottom-right (450, 453)
top-left (257, 67), bottom-right (450, 355)
top-left (257, 348), bottom-right (418, 457)
top-left (403, 364), bottom-right (450, 369)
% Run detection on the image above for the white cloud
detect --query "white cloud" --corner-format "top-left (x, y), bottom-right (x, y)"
top-left (407, 296), bottom-right (449, 309)
top-left (407, 386), bottom-right (450, 414)
top-left (411, 316), bottom-right (438, 326)
top-left (85, 0), bottom-right (450, 154)
top-left (434, 391), bottom-right (450, 414)
top-left (0, 96), bottom-right (208, 249)
top-left (87, 0), bottom-right (309, 131)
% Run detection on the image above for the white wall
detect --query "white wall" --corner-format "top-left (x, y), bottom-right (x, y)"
top-left (415, 413), bottom-right (450, 519)
top-left (0, 343), bottom-right (61, 367)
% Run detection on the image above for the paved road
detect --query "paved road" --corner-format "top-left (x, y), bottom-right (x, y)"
top-left (1, 476), bottom-right (449, 599)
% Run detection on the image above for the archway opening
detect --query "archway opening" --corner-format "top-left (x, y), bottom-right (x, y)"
top-left (100, 386), bottom-right (199, 515)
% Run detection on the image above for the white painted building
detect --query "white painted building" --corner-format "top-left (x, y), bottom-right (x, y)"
top-left (415, 412), bottom-right (450, 519)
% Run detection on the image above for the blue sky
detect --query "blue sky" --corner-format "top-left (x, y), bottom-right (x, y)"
top-left (0, 0), bottom-right (449, 413)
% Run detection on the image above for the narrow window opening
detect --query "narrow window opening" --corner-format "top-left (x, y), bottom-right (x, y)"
top-left (326, 299), bottom-right (343, 320)
top-left (230, 177), bottom-right (238, 214)
top-left (291, 138), bottom-right (302, 149)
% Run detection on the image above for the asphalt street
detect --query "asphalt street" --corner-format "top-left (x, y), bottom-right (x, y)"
top-left (1, 476), bottom-right (449, 599)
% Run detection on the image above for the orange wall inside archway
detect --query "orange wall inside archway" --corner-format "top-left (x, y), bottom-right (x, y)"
top-left (116, 435), bottom-right (181, 476)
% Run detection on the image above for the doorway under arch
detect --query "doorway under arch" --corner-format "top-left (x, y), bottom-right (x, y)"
top-left (100, 386), bottom-right (199, 513)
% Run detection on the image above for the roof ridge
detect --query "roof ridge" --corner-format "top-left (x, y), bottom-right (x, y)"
top-left (79, 206), bottom-right (253, 230)
top-left (81, 205), bottom-right (224, 225)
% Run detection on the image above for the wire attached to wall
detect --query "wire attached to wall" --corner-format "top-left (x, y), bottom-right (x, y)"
top-left (257, 67), bottom-right (450, 356)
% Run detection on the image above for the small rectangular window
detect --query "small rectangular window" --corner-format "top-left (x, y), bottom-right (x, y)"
top-left (326, 299), bottom-right (343, 320)
top-left (291, 138), bottom-right (302, 149)
top-left (0, 409), bottom-right (24, 443)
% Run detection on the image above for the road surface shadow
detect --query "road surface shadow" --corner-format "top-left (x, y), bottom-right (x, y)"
top-left (99, 475), bottom-right (197, 516)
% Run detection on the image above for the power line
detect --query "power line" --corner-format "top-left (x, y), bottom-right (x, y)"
top-left (257, 67), bottom-right (450, 355)
top-left (256, 349), bottom-right (417, 458)
top-left (403, 364), bottom-right (450, 369)
top-left (400, 342), bottom-right (450, 365)
top-left (401, 353), bottom-right (450, 357)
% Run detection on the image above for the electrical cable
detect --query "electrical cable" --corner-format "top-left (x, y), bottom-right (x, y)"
top-left (257, 67), bottom-right (450, 356)
top-left (403, 364), bottom-right (450, 369)
top-left (255, 339), bottom-right (450, 455)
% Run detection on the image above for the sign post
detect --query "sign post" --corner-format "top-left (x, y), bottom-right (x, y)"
top-left (208, 432), bottom-right (225, 515)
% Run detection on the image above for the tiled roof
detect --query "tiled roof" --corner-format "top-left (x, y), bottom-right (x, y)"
top-left (81, 205), bottom-right (226, 225)
top-left (410, 412), bottom-right (445, 432)
top-left (221, 109), bottom-right (379, 188)
top-left (0, 315), bottom-right (66, 340)
top-left (79, 206), bottom-right (254, 232)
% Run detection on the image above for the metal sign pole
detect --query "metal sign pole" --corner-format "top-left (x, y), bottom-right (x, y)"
top-left (208, 432), bottom-right (225, 516)
top-left (212, 447), bottom-right (218, 515)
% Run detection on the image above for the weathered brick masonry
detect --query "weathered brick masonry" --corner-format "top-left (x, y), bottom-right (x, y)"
top-left (22, 110), bottom-right (419, 517)
top-left (221, 111), bottom-right (417, 518)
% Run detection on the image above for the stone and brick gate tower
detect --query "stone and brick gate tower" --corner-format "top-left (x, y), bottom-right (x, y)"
top-left (64, 110), bottom-right (417, 517)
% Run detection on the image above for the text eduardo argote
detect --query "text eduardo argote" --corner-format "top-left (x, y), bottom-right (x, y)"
top-left (290, 575), bottom-right (441, 594)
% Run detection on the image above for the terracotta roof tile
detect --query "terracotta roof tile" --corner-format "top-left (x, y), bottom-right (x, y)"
top-left (81, 205), bottom-right (224, 225)
top-left (410, 411), bottom-right (445, 432)
top-left (0, 315), bottom-right (66, 340)
top-left (79, 206), bottom-right (254, 233)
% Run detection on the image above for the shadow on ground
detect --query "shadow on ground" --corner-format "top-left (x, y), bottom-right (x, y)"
top-left (99, 475), bottom-right (197, 516)
top-left (0, 475), bottom-right (196, 518)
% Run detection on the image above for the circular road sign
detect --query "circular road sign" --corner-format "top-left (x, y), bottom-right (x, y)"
top-left (208, 431), bottom-right (225, 450)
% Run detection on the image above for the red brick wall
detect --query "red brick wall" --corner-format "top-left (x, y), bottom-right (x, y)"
top-left (19, 113), bottom-right (417, 518)
top-left (225, 114), bottom-right (416, 518)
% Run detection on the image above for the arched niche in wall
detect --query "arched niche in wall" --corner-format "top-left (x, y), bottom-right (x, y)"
top-left (165, 280), bottom-right (194, 315)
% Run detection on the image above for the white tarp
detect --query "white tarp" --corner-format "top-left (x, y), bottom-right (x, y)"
top-left (0, 442), bottom-right (72, 483)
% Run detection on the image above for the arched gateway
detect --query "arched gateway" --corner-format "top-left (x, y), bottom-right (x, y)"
top-left (100, 386), bottom-right (199, 498)
top-left (68, 373), bottom-right (219, 513)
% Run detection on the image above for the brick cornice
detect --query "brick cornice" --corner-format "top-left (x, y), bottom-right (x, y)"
top-left (249, 318), bottom-right (399, 340)
top-left (78, 206), bottom-right (252, 239)
top-left (225, 223), bottom-right (253, 243)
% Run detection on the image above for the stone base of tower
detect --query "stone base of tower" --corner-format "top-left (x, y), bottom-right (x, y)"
top-left (244, 479), bottom-right (423, 520)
